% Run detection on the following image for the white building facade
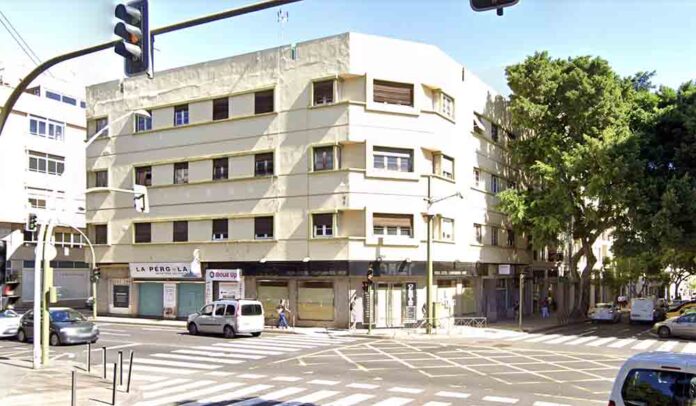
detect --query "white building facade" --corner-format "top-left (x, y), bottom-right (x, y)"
top-left (86, 33), bottom-right (552, 327)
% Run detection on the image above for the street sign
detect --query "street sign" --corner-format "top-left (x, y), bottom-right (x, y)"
top-left (405, 282), bottom-right (417, 323)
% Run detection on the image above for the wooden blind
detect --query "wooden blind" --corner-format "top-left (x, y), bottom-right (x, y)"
top-left (213, 219), bottom-right (228, 235)
top-left (213, 97), bottom-right (229, 120)
top-left (313, 213), bottom-right (333, 227)
top-left (173, 221), bottom-right (188, 242)
top-left (373, 213), bottom-right (412, 228)
top-left (373, 80), bottom-right (413, 106)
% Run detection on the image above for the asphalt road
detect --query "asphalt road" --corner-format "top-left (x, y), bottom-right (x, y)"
top-left (0, 318), bottom-right (690, 406)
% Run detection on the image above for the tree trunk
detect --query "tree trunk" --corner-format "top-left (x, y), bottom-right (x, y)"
top-left (570, 239), bottom-right (596, 319)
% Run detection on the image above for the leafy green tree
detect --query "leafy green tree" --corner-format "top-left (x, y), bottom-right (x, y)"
top-left (499, 52), bottom-right (639, 317)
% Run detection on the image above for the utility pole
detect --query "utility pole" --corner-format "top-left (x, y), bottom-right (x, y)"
top-left (519, 273), bottom-right (524, 331)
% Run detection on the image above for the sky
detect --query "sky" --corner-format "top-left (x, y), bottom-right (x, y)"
top-left (0, 0), bottom-right (694, 96)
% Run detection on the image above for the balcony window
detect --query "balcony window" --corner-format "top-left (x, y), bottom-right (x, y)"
top-left (135, 166), bottom-right (152, 186)
top-left (28, 198), bottom-right (46, 209)
top-left (30, 115), bottom-right (64, 141)
top-left (134, 223), bottom-right (151, 243)
top-left (313, 213), bottom-right (334, 237)
top-left (440, 92), bottom-right (455, 119)
top-left (255, 153), bottom-right (274, 176)
top-left (373, 147), bottom-right (412, 172)
top-left (254, 90), bottom-right (274, 114)
top-left (213, 97), bottom-right (229, 120)
top-left (254, 217), bottom-right (274, 240)
top-left (94, 224), bottom-right (107, 245)
top-left (313, 80), bottom-right (335, 106)
top-left (474, 168), bottom-right (481, 188)
top-left (373, 80), bottom-right (413, 106)
top-left (174, 105), bottom-right (189, 126)
top-left (212, 219), bottom-right (228, 240)
top-left (434, 154), bottom-right (454, 179)
top-left (474, 224), bottom-right (482, 244)
top-left (28, 151), bottom-right (64, 176)
top-left (213, 158), bottom-right (228, 180)
top-left (95, 170), bottom-right (108, 188)
top-left (441, 218), bottom-right (454, 241)
top-left (135, 111), bottom-right (152, 132)
top-left (373, 213), bottom-right (412, 237)
top-left (174, 162), bottom-right (188, 184)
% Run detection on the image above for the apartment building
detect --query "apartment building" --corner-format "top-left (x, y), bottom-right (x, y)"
top-left (86, 33), bottom-right (552, 327)
top-left (0, 71), bottom-right (88, 307)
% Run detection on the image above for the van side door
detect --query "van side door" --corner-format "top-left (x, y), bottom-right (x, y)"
top-left (211, 304), bottom-right (227, 334)
top-left (224, 304), bottom-right (237, 331)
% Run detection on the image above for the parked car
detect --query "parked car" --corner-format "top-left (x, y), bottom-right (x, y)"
top-left (187, 299), bottom-right (264, 338)
top-left (0, 310), bottom-right (20, 338)
top-left (630, 298), bottom-right (660, 323)
top-left (17, 307), bottom-right (99, 345)
top-left (666, 300), bottom-right (696, 319)
top-left (653, 313), bottom-right (696, 339)
top-left (588, 303), bottom-right (621, 323)
top-left (608, 352), bottom-right (696, 406)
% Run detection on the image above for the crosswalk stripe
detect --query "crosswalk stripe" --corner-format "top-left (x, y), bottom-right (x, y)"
top-left (109, 364), bottom-right (196, 375)
top-left (223, 341), bottom-right (304, 351)
top-left (128, 374), bottom-right (169, 383)
top-left (184, 384), bottom-right (273, 405)
top-left (211, 344), bottom-right (285, 355)
top-left (239, 374), bottom-right (268, 379)
top-left (656, 341), bottom-right (679, 352)
top-left (276, 390), bottom-right (340, 405)
top-left (566, 335), bottom-right (598, 345)
top-left (228, 386), bottom-right (307, 406)
top-left (135, 357), bottom-right (220, 370)
top-left (268, 336), bottom-right (354, 345)
top-left (526, 334), bottom-right (560, 343)
top-left (138, 382), bottom-right (244, 406)
top-left (482, 395), bottom-right (519, 403)
top-left (389, 387), bottom-right (423, 394)
top-left (587, 337), bottom-right (616, 347)
top-left (533, 401), bottom-right (571, 406)
top-left (632, 339), bottom-right (657, 350)
top-left (242, 339), bottom-right (316, 349)
top-left (323, 393), bottom-right (375, 406)
top-left (151, 353), bottom-right (244, 365)
top-left (423, 402), bottom-right (450, 406)
top-left (144, 380), bottom-right (215, 399)
top-left (372, 397), bottom-right (413, 406)
top-left (435, 391), bottom-right (470, 399)
top-left (139, 378), bottom-right (190, 391)
top-left (273, 376), bottom-right (303, 382)
top-left (545, 335), bottom-right (578, 345)
top-left (507, 333), bottom-right (536, 341)
top-left (347, 383), bottom-right (380, 390)
top-left (608, 338), bottom-right (636, 348)
top-left (682, 343), bottom-right (696, 353)
top-left (182, 348), bottom-right (264, 359)
top-left (308, 379), bottom-right (340, 386)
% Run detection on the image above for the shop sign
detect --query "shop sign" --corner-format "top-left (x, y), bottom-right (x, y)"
top-left (163, 283), bottom-right (177, 319)
top-left (498, 264), bottom-right (511, 275)
top-left (206, 269), bottom-right (241, 281)
top-left (405, 282), bottom-right (417, 322)
top-left (129, 263), bottom-right (199, 279)
top-left (113, 285), bottom-right (129, 308)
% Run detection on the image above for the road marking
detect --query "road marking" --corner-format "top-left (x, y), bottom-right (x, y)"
top-left (372, 397), bottom-right (413, 406)
top-left (526, 334), bottom-right (561, 343)
top-left (184, 384), bottom-right (273, 405)
top-left (545, 335), bottom-right (578, 344)
top-left (211, 343), bottom-right (285, 355)
top-left (276, 390), bottom-right (340, 405)
top-left (587, 337), bottom-right (616, 347)
top-left (144, 380), bottom-right (215, 399)
top-left (566, 335), bottom-right (598, 345)
top-left (482, 395), bottom-right (519, 403)
top-left (435, 391), bottom-right (471, 399)
top-left (245, 339), bottom-right (316, 348)
top-left (533, 402), bottom-right (571, 406)
top-left (128, 374), bottom-right (168, 382)
top-left (507, 333), bottom-right (536, 341)
top-left (90, 343), bottom-right (140, 352)
top-left (347, 383), bottom-right (380, 389)
top-left (682, 343), bottom-right (696, 353)
top-left (139, 382), bottom-right (243, 406)
top-left (228, 386), bottom-right (307, 405)
top-left (139, 378), bottom-right (190, 392)
top-left (388, 387), bottom-right (423, 394)
top-left (181, 348), bottom-right (264, 359)
top-left (323, 393), bottom-right (374, 406)
top-left (656, 341), bottom-right (679, 352)
top-left (100, 332), bottom-right (131, 336)
top-left (272, 376), bottom-right (303, 382)
top-left (99, 328), bottom-right (128, 333)
top-left (151, 353), bottom-right (244, 364)
top-left (206, 371), bottom-right (234, 377)
top-left (423, 402), bottom-right (450, 406)
top-left (239, 373), bottom-right (268, 379)
top-left (308, 379), bottom-right (340, 386)
top-left (632, 339), bottom-right (657, 350)
top-left (135, 357), bottom-right (220, 369)
top-left (608, 338), bottom-right (636, 348)
top-left (110, 364), bottom-right (196, 375)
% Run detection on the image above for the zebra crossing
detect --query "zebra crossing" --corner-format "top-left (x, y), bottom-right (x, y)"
top-left (499, 330), bottom-right (696, 353)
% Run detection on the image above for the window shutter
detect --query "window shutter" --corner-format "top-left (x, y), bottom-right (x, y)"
top-left (373, 213), bottom-right (412, 228)
top-left (373, 80), bottom-right (413, 106)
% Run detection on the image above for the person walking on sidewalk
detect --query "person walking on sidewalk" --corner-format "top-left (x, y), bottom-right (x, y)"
top-left (276, 300), bottom-right (290, 329)
top-left (350, 296), bottom-right (358, 329)
top-left (541, 298), bottom-right (550, 319)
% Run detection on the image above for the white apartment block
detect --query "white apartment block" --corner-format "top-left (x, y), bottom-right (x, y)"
top-left (86, 33), bottom-right (554, 327)
top-left (0, 71), bottom-right (88, 307)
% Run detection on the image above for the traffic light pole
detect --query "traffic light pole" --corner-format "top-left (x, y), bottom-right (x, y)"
top-left (0, 0), bottom-right (302, 137)
top-left (32, 222), bottom-right (47, 369)
top-left (41, 220), bottom-right (56, 365)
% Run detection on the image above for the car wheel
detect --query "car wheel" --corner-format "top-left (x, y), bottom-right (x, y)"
top-left (17, 328), bottom-right (26, 343)
top-left (223, 325), bottom-right (236, 339)
top-left (658, 326), bottom-right (671, 339)
top-left (49, 333), bottom-right (60, 346)
top-left (251, 332), bottom-right (261, 337)
top-left (188, 323), bottom-right (198, 336)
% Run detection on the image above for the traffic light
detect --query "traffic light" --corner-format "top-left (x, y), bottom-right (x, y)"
top-left (114, 0), bottom-right (151, 77)
top-left (133, 184), bottom-right (149, 213)
top-left (470, 0), bottom-right (519, 15)
top-left (25, 213), bottom-right (37, 232)
top-left (2, 281), bottom-right (20, 310)
top-left (91, 267), bottom-right (101, 282)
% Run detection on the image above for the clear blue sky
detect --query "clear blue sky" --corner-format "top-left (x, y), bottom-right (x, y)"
top-left (0, 0), bottom-right (694, 95)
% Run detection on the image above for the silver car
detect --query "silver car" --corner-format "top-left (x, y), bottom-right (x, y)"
top-left (187, 299), bottom-right (264, 338)
top-left (17, 307), bottom-right (99, 345)
top-left (653, 313), bottom-right (696, 339)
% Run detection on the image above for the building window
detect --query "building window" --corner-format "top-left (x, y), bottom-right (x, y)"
top-left (298, 281), bottom-right (334, 321)
top-left (254, 216), bottom-right (274, 240)
top-left (507, 229), bottom-right (515, 247)
top-left (28, 151), bottom-right (65, 175)
top-left (29, 115), bottom-right (64, 141)
top-left (174, 162), bottom-right (188, 184)
top-left (313, 80), bottom-right (335, 106)
top-left (80, 101), bottom-right (86, 109)
top-left (174, 105), bottom-right (189, 126)
top-left (212, 219), bottom-right (228, 240)
top-left (46, 91), bottom-right (61, 101)
top-left (313, 146), bottom-right (335, 171)
top-left (313, 213), bottom-right (334, 237)
top-left (95, 170), bottom-right (108, 187)
top-left (254, 89), bottom-right (274, 114)
top-left (440, 92), bottom-right (455, 119)
top-left (373, 80), bottom-right (413, 106)
top-left (53, 232), bottom-right (84, 248)
top-left (491, 124), bottom-right (499, 143)
top-left (134, 223), bottom-right (151, 243)
top-left (61, 95), bottom-right (77, 106)
top-left (439, 155), bottom-right (454, 179)
top-left (474, 224), bottom-right (482, 243)
top-left (492, 175), bottom-right (501, 193)
top-left (135, 166), bottom-right (152, 186)
top-left (94, 224), bottom-right (107, 245)
top-left (441, 218), bottom-right (454, 241)
top-left (491, 226), bottom-right (498, 246)
top-left (255, 153), bottom-right (274, 176)
top-left (213, 97), bottom-right (229, 120)
top-left (373, 213), bottom-right (412, 237)
top-left (28, 198), bottom-right (46, 209)
top-left (373, 147), bottom-right (413, 172)
top-left (94, 117), bottom-right (108, 137)
top-left (474, 168), bottom-right (481, 188)
top-left (135, 111), bottom-right (152, 132)
top-left (173, 221), bottom-right (188, 242)
top-left (213, 158), bottom-right (228, 180)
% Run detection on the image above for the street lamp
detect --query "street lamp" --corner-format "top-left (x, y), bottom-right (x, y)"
top-left (85, 109), bottom-right (150, 148)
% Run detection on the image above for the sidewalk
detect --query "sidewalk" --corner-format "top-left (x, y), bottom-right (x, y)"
top-left (0, 357), bottom-right (141, 405)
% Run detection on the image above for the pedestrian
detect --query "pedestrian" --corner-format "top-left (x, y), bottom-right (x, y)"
top-left (350, 296), bottom-right (358, 329)
top-left (276, 300), bottom-right (289, 329)
top-left (541, 298), bottom-right (550, 319)
top-left (514, 300), bottom-right (520, 320)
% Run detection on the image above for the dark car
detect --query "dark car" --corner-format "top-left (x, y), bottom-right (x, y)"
top-left (17, 307), bottom-right (99, 346)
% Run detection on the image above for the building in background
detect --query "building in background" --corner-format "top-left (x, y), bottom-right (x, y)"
top-left (0, 65), bottom-right (88, 308)
top-left (86, 33), bottom-right (554, 327)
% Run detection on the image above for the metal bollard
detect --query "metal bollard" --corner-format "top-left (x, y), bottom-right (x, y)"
top-left (118, 351), bottom-right (123, 386)
top-left (71, 370), bottom-right (77, 406)
top-left (111, 362), bottom-right (117, 405)
top-left (87, 342), bottom-right (91, 372)
top-left (126, 350), bottom-right (134, 393)
top-left (102, 346), bottom-right (107, 379)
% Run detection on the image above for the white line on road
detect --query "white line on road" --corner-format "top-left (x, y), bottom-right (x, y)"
top-left (109, 364), bottom-right (196, 375)
top-left (139, 378), bottom-right (190, 392)
top-left (388, 387), bottom-right (423, 394)
top-left (423, 402), bottom-right (450, 406)
top-left (608, 338), bottom-right (636, 348)
top-left (143, 380), bottom-right (215, 399)
top-left (276, 390), bottom-right (340, 406)
top-left (272, 376), bottom-right (303, 382)
top-left (211, 343), bottom-right (285, 355)
top-left (656, 341), bottom-right (679, 352)
top-left (206, 371), bottom-right (233, 377)
top-left (100, 332), bottom-right (131, 336)
top-left (135, 357), bottom-right (220, 369)
top-left (533, 402), bottom-right (571, 406)
top-left (371, 397), bottom-right (414, 406)
top-left (181, 348), bottom-right (263, 359)
top-left (526, 334), bottom-right (561, 343)
top-left (228, 386), bottom-right (307, 406)
top-left (238, 373), bottom-right (268, 379)
top-left (151, 353), bottom-right (244, 364)
top-left (139, 382), bottom-right (243, 406)
top-left (308, 379), bottom-right (340, 386)
top-left (566, 335), bottom-right (598, 345)
top-left (632, 339), bottom-right (657, 350)
top-left (323, 393), bottom-right (375, 406)
top-left (682, 343), bottom-right (696, 353)
top-left (587, 337), bottom-right (616, 347)
top-left (347, 383), bottom-right (380, 390)
top-left (506, 333), bottom-right (537, 341)
top-left (184, 384), bottom-right (273, 406)
top-left (482, 395), bottom-right (519, 403)
top-left (90, 343), bottom-right (140, 352)
top-left (545, 335), bottom-right (578, 344)
top-left (435, 391), bottom-right (471, 399)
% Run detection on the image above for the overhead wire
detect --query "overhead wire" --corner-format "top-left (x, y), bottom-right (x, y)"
top-left (0, 9), bottom-right (41, 66)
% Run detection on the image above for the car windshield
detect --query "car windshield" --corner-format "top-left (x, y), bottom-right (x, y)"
top-left (50, 309), bottom-right (86, 322)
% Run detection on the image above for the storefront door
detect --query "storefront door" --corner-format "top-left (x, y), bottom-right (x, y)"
top-left (375, 283), bottom-right (404, 328)
top-left (138, 283), bottom-right (163, 317)
top-left (178, 283), bottom-right (204, 318)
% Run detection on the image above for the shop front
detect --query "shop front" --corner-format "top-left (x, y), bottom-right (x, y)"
top-left (129, 262), bottom-right (204, 319)
top-left (205, 268), bottom-right (244, 303)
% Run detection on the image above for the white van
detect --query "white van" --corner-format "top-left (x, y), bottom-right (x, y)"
top-left (608, 352), bottom-right (696, 406)
top-left (630, 298), bottom-right (656, 323)
top-left (187, 299), bottom-right (264, 338)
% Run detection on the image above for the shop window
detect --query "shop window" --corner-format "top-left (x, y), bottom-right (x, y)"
top-left (135, 166), bottom-right (152, 186)
top-left (254, 153), bottom-right (274, 176)
top-left (257, 281), bottom-right (289, 317)
top-left (373, 80), bottom-right (413, 106)
top-left (254, 216), bottom-right (274, 240)
top-left (373, 213), bottom-right (412, 237)
top-left (173, 221), bottom-right (188, 242)
top-left (313, 213), bottom-right (334, 237)
top-left (212, 219), bottom-right (228, 240)
top-left (213, 158), bottom-right (229, 180)
top-left (298, 281), bottom-right (334, 321)
top-left (213, 97), bottom-right (229, 120)
top-left (134, 223), bottom-right (151, 243)
top-left (313, 80), bottom-right (335, 106)
top-left (254, 89), bottom-right (274, 114)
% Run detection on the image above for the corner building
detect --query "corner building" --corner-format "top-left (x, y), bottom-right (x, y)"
top-left (86, 33), bottom-right (553, 327)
